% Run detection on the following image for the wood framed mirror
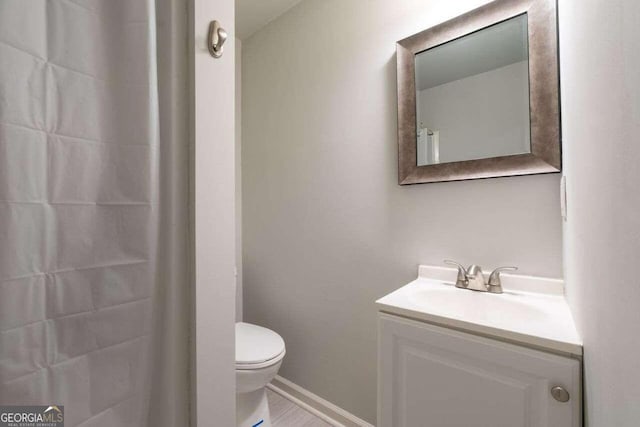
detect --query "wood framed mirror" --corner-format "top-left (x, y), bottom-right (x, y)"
top-left (396, 0), bottom-right (560, 184)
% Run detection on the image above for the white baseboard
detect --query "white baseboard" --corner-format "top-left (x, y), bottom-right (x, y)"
top-left (267, 375), bottom-right (374, 427)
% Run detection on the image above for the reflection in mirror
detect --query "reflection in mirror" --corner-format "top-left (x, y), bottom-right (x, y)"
top-left (415, 14), bottom-right (530, 166)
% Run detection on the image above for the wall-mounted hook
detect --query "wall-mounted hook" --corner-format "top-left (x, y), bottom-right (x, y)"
top-left (208, 20), bottom-right (227, 58)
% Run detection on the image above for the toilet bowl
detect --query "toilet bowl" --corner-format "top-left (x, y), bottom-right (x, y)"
top-left (236, 322), bottom-right (286, 427)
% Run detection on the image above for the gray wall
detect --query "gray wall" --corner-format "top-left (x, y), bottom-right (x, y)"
top-left (559, 0), bottom-right (640, 425)
top-left (419, 61), bottom-right (530, 163)
top-left (241, 0), bottom-right (563, 422)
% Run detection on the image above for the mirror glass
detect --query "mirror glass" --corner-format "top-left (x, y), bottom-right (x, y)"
top-left (415, 14), bottom-right (530, 166)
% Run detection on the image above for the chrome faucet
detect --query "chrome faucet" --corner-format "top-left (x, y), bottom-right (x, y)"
top-left (444, 260), bottom-right (517, 294)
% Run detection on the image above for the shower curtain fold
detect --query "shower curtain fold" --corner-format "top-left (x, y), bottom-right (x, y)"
top-left (0, 1), bottom-right (190, 426)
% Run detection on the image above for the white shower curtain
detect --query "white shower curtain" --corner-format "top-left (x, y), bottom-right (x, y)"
top-left (0, 1), bottom-right (190, 426)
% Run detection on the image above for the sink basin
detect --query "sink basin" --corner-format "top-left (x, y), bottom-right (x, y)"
top-left (376, 268), bottom-right (582, 356)
top-left (409, 287), bottom-right (545, 324)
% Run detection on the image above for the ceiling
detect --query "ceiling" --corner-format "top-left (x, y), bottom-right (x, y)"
top-left (415, 14), bottom-right (528, 91)
top-left (236, 0), bottom-right (304, 40)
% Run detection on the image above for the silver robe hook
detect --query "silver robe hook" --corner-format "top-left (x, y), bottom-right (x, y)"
top-left (208, 20), bottom-right (227, 58)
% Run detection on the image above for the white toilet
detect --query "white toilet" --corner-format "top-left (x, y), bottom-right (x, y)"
top-left (236, 322), bottom-right (286, 427)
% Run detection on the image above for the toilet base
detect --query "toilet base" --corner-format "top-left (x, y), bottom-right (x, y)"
top-left (237, 387), bottom-right (271, 427)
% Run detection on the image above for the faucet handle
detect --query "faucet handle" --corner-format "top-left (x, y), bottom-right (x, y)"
top-left (487, 266), bottom-right (518, 293)
top-left (444, 260), bottom-right (468, 288)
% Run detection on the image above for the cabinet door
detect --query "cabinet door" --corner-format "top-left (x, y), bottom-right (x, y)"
top-left (378, 314), bottom-right (581, 427)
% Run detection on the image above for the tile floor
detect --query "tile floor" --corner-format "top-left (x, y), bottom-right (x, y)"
top-left (266, 388), bottom-right (334, 426)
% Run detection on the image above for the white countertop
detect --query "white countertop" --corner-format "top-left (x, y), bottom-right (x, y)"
top-left (376, 266), bottom-right (582, 356)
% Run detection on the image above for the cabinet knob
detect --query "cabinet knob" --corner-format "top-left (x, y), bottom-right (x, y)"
top-left (550, 386), bottom-right (570, 402)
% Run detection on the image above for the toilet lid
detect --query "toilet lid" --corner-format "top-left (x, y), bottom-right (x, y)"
top-left (236, 322), bottom-right (285, 366)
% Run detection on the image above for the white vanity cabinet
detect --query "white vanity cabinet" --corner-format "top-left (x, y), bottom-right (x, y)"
top-left (378, 314), bottom-right (581, 427)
